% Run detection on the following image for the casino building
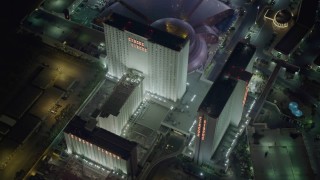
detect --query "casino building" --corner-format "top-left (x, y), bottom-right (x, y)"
top-left (194, 42), bottom-right (256, 165)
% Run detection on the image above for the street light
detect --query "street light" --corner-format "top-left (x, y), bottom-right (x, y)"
top-left (255, 6), bottom-right (260, 24)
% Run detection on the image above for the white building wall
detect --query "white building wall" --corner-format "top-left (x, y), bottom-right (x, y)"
top-left (146, 40), bottom-right (188, 101)
top-left (229, 57), bottom-right (253, 126)
top-left (176, 42), bottom-right (189, 99)
top-left (211, 97), bottom-right (232, 154)
top-left (245, 56), bottom-right (254, 73)
top-left (195, 98), bottom-right (234, 165)
top-left (230, 80), bottom-right (247, 126)
top-left (104, 25), bottom-right (128, 78)
top-left (97, 81), bottom-right (143, 135)
top-left (64, 133), bottom-right (128, 173)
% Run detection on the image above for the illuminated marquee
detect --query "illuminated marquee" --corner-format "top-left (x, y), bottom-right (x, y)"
top-left (201, 120), bottom-right (206, 141)
top-left (197, 115), bottom-right (207, 141)
top-left (242, 82), bottom-right (249, 106)
top-left (197, 116), bottom-right (202, 137)
top-left (128, 37), bottom-right (147, 52)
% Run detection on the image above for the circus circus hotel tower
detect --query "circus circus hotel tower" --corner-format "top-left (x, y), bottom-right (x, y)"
top-left (103, 13), bottom-right (189, 102)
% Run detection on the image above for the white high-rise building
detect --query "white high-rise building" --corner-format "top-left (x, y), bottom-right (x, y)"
top-left (104, 13), bottom-right (189, 102)
top-left (97, 69), bottom-right (143, 135)
top-left (194, 42), bottom-right (255, 165)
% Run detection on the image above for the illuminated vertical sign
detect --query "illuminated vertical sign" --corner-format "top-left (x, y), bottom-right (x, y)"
top-left (197, 115), bottom-right (207, 141)
top-left (197, 116), bottom-right (202, 137)
top-left (201, 119), bottom-right (206, 141)
top-left (128, 37), bottom-right (147, 52)
top-left (242, 82), bottom-right (249, 106)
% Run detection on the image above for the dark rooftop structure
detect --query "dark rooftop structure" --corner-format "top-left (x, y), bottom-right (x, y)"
top-left (42, 0), bottom-right (75, 13)
top-left (314, 54), bottom-right (320, 66)
top-left (22, 9), bottom-right (105, 58)
top-left (6, 114), bottom-right (41, 144)
top-left (5, 85), bottom-right (43, 119)
top-left (29, 87), bottom-right (64, 120)
top-left (32, 68), bottom-right (59, 90)
top-left (274, 24), bottom-right (309, 55)
top-left (54, 74), bottom-right (77, 92)
top-left (275, 9), bottom-right (292, 24)
top-left (0, 138), bottom-right (19, 164)
top-left (64, 116), bottom-right (138, 160)
top-left (91, 108), bottom-right (101, 119)
top-left (99, 0), bottom-right (233, 72)
top-left (0, 122), bottom-right (10, 135)
top-left (199, 42), bottom-right (255, 118)
top-left (0, 115), bottom-right (16, 127)
top-left (100, 70), bottom-right (143, 118)
top-left (104, 12), bottom-right (189, 51)
top-left (274, 0), bottom-right (317, 55)
top-left (100, 0), bottom-right (232, 27)
top-left (296, 0), bottom-right (318, 28)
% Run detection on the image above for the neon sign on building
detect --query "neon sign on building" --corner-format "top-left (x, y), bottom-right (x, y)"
top-left (128, 37), bottom-right (147, 52)
top-left (242, 82), bottom-right (249, 106)
top-left (197, 115), bottom-right (206, 141)
top-left (197, 116), bottom-right (202, 137)
top-left (201, 119), bottom-right (206, 141)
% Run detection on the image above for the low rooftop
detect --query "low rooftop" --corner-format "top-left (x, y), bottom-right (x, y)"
top-left (6, 114), bottom-right (41, 144)
top-left (274, 24), bottom-right (309, 55)
top-left (5, 85), bottom-right (43, 120)
top-left (296, 0), bottom-right (318, 28)
top-left (21, 9), bottom-right (105, 58)
top-left (29, 87), bottom-right (64, 120)
top-left (249, 127), bottom-right (315, 180)
top-left (42, 0), bottom-right (75, 13)
top-left (100, 70), bottom-right (143, 118)
top-left (32, 67), bottom-right (59, 90)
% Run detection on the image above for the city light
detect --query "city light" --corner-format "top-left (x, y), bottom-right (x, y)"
top-left (188, 135), bottom-right (195, 147)
top-left (189, 119), bottom-right (197, 132)
top-left (191, 94), bottom-right (196, 102)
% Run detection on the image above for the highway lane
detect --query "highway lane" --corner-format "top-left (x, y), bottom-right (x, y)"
top-left (139, 134), bottom-right (185, 180)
